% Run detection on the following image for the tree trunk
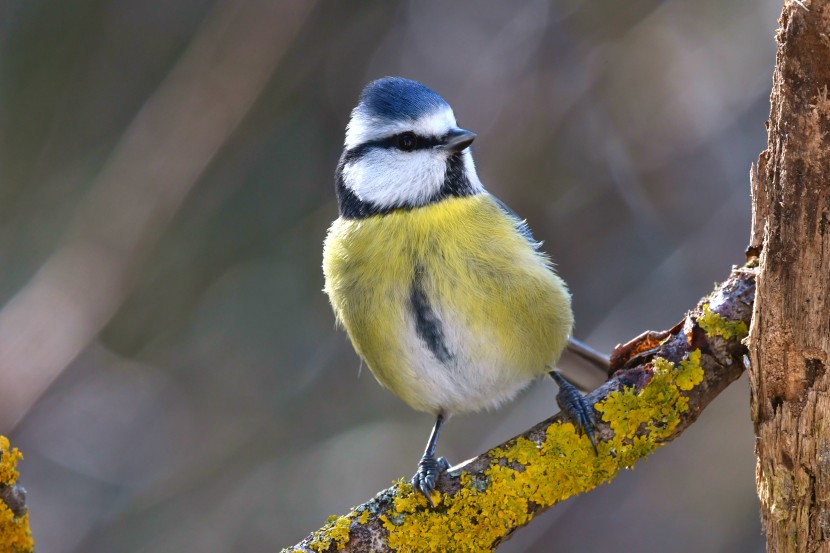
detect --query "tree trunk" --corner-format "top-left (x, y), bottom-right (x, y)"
top-left (747, 1), bottom-right (830, 551)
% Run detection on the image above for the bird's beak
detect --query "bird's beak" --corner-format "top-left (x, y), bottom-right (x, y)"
top-left (441, 128), bottom-right (476, 153)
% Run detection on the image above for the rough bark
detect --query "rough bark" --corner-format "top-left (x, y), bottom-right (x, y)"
top-left (286, 266), bottom-right (755, 553)
top-left (747, 1), bottom-right (830, 551)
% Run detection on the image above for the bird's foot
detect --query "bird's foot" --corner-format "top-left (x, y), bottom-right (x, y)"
top-left (550, 371), bottom-right (598, 454)
top-left (412, 455), bottom-right (451, 506)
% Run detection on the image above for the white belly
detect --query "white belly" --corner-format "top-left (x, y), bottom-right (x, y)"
top-left (397, 307), bottom-right (538, 415)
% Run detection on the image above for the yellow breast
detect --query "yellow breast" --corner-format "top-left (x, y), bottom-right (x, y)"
top-left (322, 194), bottom-right (573, 414)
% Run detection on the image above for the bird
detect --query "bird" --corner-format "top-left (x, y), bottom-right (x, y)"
top-left (322, 76), bottom-right (598, 503)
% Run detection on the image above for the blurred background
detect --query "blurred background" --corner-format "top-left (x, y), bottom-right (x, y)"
top-left (0, 0), bottom-right (781, 551)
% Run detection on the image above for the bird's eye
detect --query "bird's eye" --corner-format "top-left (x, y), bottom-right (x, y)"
top-left (397, 132), bottom-right (417, 152)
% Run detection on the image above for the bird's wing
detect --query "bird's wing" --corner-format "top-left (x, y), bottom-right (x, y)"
top-left (488, 194), bottom-right (610, 384)
top-left (488, 193), bottom-right (540, 249)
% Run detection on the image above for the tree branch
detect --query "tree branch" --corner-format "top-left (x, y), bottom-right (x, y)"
top-left (286, 264), bottom-right (756, 552)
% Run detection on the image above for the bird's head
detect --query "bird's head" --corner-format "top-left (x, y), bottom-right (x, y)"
top-left (336, 77), bottom-right (483, 218)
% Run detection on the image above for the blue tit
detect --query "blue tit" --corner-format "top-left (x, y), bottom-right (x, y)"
top-left (323, 77), bottom-right (596, 503)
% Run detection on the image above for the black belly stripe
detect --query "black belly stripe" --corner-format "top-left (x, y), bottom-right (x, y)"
top-left (410, 268), bottom-right (453, 364)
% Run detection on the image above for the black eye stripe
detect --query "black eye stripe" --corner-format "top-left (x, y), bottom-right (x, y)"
top-left (377, 133), bottom-right (442, 150)
top-left (399, 133), bottom-right (443, 150)
top-left (343, 132), bottom-right (445, 162)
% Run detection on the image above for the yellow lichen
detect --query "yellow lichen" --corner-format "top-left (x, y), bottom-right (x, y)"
top-left (698, 303), bottom-right (748, 340)
top-left (0, 435), bottom-right (34, 553)
top-left (676, 349), bottom-right (704, 391)
top-left (306, 513), bottom-right (352, 552)
top-left (378, 350), bottom-right (706, 552)
top-left (0, 438), bottom-right (21, 487)
top-left (283, 349), bottom-right (708, 551)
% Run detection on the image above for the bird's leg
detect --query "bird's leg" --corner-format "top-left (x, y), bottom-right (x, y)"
top-left (550, 370), bottom-right (598, 454)
top-left (412, 413), bottom-right (451, 505)
top-left (566, 337), bottom-right (610, 374)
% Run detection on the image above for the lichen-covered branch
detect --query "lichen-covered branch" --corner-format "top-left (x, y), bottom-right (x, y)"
top-left (286, 265), bottom-right (756, 553)
top-left (0, 436), bottom-right (33, 552)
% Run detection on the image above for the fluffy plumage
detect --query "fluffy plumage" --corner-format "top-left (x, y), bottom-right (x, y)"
top-left (323, 194), bottom-right (572, 414)
top-left (323, 77), bottom-right (573, 416)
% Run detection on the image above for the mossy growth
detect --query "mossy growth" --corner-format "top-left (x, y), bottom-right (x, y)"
top-left (376, 349), bottom-right (705, 552)
top-left (698, 303), bottom-right (749, 340)
top-left (0, 436), bottom-right (34, 553)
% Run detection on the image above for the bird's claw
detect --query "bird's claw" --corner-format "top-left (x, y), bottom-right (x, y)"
top-left (412, 455), bottom-right (450, 506)
top-left (551, 371), bottom-right (598, 454)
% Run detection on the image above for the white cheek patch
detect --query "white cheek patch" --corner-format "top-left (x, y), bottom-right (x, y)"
top-left (342, 149), bottom-right (448, 209)
top-left (345, 106), bottom-right (458, 149)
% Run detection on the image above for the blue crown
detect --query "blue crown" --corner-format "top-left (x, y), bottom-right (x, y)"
top-left (357, 77), bottom-right (449, 121)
